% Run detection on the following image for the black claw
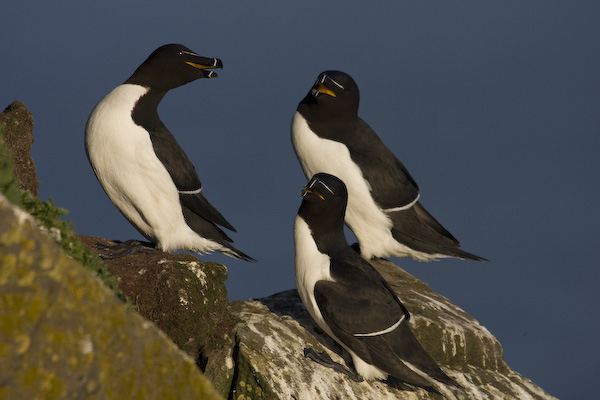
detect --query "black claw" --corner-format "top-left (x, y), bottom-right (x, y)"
top-left (94, 240), bottom-right (157, 259)
top-left (303, 347), bottom-right (363, 382)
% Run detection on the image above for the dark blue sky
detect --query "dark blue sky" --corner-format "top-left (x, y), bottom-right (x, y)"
top-left (3, 2), bottom-right (599, 398)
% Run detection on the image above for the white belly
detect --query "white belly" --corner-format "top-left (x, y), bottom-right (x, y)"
top-left (291, 111), bottom-right (416, 259)
top-left (85, 84), bottom-right (198, 250)
top-left (294, 215), bottom-right (334, 333)
top-left (293, 215), bottom-right (388, 380)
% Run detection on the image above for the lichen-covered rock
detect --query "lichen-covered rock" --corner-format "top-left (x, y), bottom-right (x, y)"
top-left (229, 259), bottom-right (557, 400)
top-left (0, 101), bottom-right (38, 195)
top-left (0, 194), bottom-right (222, 400)
top-left (79, 235), bottom-right (237, 396)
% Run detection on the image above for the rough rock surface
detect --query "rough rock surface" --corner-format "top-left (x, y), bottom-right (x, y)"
top-left (0, 101), bottom-right (38, 195)
top-left (0, 194), bottom-right (222, 400)
top-left (228, 259), bottom-right (557, 400)
top-left (79, 235), bottom-right (237, 395)
top-left (1, 100), bottom-right (556, 399)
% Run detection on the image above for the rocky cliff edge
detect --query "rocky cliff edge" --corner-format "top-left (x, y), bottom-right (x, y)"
top-left (0, 101), bottom-right (557, 399)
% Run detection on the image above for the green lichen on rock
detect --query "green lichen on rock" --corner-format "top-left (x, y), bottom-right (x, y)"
top-left (229, 342), bottom-right (273, 400)
top-left (78, 235), bottom-right (239, 398)
top-left (0, 100), bottom-right (229, 397)
top-left (228, 262), bottom-right (557, 400)
top-left (367, 259), bottom-right (510, 374)
top-left (0, 105), bottom-right (126, 303)
top-left (0, 194), bottom-right (223, 400)
top-left (228, 331), bottom-right (302, 400)
top-left (0, 101), bottom-right (38, 195)
top-left (22, 194), bottom-right (125, 299)
top-left (0, 123), bottom-right (23, 207)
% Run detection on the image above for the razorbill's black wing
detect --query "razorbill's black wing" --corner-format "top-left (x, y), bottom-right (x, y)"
top-left (292, 70), bottom-right (484, 261)
top-left (85, 44), bottom-right (254, 261)
top-left (294, 173), bottom-right (459, 388)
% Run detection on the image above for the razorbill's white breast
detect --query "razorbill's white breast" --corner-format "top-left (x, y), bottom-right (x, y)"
top-left (85, 44), bottom-right (254, 261)
top-left (292, 70), bottom-right (484, 262)
top-left (294, 172), bottom-right (459, 388)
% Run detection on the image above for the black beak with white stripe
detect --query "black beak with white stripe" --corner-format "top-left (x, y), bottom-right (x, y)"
top-left (292, 70), bottom-right (485, 262)
top-left (126, 44), bottom-right (223, 89)
top-left (85, 44), bottom-right (254, 261)
top-left (294, 173), bottom-right (459, 388)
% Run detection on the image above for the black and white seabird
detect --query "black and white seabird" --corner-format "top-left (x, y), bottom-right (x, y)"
top-left (292, 71), bottom-right (485, 262)
top-left (294, 173), bottom-right (459, 388)
top-left (85, 44), bottom-right (254, 261)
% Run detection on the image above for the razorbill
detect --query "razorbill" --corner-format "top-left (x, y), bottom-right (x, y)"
top-left (85, 44), bottom-right (254, 261)
top-left (291, 71), bottom-right (485, 261)
top-left (294, 173), bottom-right (459, 388)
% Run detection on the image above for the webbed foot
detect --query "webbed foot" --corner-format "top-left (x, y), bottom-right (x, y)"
top-left (303, 347), bottom-right (363, 382)
top-left (94, 240), bottom-right (157, 259)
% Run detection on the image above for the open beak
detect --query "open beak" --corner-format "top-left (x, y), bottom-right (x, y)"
top-left (185, 57), bottom-right (223, 78)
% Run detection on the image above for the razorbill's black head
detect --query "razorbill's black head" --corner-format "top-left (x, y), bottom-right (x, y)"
top-left (291, 70), bottom-right (485, 262)
top-left (299, 71), bottom-right (360, 121)
top-left (299, 173), bottom-right (348, 249)
top-left (294, 173), bottom-right (459, 388)
top-left (85, 44), bottom-right (254, 261)
top-left (126, 44), bottom-right (223, 91)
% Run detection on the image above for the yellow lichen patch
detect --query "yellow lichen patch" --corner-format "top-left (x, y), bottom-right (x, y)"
top-left (0, 293), bottom-right (46, 341)
top-left (16, 269), bottom-right (35, 287)
top-left (19, 366), bottom-right (66, 399)
top-left (86, 379), bottom-right (98, 394)
top-left (0, 196), bottom-right (224, 400)
top-left (14, 334), bottom-right (30, 354)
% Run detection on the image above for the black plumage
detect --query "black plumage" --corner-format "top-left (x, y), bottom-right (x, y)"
top-left (292, 70), bottom-right (485, 261)
top-left (85, 44), bottom-right (253, 260)
top-left (294, 173), bottom-right (459, 388)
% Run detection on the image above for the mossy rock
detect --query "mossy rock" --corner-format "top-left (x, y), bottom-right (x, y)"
top-left (79, 235), bottom-right (238, 397)
top-left (0, 101), bottom-right (38, 195)
top-left (227, 260), bottom-right (557, 399)
top-left (0, 194), bottom-right (223, 400)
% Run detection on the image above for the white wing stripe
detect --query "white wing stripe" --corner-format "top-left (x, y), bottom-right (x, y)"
top-left (179, 188), bottom-right (202, 195)
top-left (383, 193), bottom-right (420, 213)
top-left (353, 315), bottom-right (405, 337)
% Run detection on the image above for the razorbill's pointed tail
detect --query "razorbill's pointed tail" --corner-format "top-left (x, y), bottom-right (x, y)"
top-left (85, 44), bottom-right (255, 261)
top-left (294, 173), bottom-right (459, 388)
